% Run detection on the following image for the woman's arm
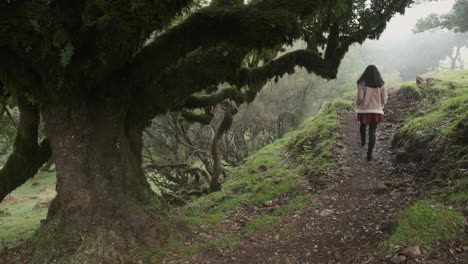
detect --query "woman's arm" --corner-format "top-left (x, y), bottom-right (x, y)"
top-left (381, 86), bottom-right (388, 107)
top-left (356, 83), bottom-right (364, 107)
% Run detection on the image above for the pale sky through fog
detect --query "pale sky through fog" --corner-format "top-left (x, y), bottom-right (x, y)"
top-left (380, 0), bottom-right (456, 40)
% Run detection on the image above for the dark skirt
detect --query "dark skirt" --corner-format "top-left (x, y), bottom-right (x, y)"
top-left (357, 113), bottom-right (384, 125)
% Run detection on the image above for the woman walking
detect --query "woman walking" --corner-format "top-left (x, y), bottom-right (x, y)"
top-left (356, 65), bottom-right (388, 161)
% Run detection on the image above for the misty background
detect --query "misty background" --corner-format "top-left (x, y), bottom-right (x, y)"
top-left (142, 0), bottom-right (468, 196)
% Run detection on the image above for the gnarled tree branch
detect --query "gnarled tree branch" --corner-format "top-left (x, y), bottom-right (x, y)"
top-left (0, 98), bottom-right (51, 202)
top-left (148, 48), bottom-right (336, 116)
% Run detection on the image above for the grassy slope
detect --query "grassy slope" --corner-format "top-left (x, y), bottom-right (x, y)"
top-left (384, 70), bottom-right (468, 252)
top-left (154, 96), bottom-right (353, 261)
top-left (0, 171), bottom-right (56, 246)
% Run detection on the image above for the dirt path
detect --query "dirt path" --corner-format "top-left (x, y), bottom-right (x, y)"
top-left (191, 90), bottom-right (422, 264)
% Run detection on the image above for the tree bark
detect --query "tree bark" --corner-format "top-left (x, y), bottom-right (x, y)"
top-left (23, 101), bottom-right (169, 264)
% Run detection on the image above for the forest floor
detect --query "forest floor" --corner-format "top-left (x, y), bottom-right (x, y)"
top-left (177, 88), bottom-right (467, 264)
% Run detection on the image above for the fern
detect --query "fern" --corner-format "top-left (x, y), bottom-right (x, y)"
top-left (59, 43), bottom-right (74, 68)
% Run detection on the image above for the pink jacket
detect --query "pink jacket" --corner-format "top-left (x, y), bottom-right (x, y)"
top-left (356, 83), bottom-right (388, 114)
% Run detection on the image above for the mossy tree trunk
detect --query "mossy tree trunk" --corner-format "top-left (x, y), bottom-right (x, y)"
top-left (210, 102), bottom-right (237, 192)
top-left (25, 101), bottom-right (168, 263)
top-left (450, 45), bottom-right (462, 70)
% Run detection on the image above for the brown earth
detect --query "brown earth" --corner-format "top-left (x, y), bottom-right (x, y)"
top-left (170, 89), bottom-right (467, 264)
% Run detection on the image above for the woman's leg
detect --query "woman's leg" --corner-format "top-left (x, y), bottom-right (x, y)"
top-left (367, 122), bottom-right (378, 160)
top-left (360, 123), bottom-right (366, 146)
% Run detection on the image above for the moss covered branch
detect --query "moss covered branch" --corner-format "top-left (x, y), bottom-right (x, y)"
top-left (129, 0), bottom-right (329, 85)
top-left (181, 110), bottom-right (214, 125)
top-left (181, 87), bottom-right (242, 109)
top-left (145, 48), bottom-right (335, 117)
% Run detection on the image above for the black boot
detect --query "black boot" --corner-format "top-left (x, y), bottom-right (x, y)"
top-left (367, 122), bottom-right (378, 161)
top-left (360, 124), bottom-right (366, 147)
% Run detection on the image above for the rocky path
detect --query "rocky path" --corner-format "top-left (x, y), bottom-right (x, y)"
top-left (193, 90), bottom-right (423, 264)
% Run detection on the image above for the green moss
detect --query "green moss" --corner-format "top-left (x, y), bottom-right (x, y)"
top-left (241, 195), bottom-right (315, 235)
top-left (441, 178), bottom-right (468, 204)
top-left (274, 194), bottom-right (315, 215)
top-left (180, 213), bottom-right (224, 229)
top-left (399, 85), bottom-right (422, 100)
top-left (241, 213), bottom-right (278, 235)
top-left (287, 96), bottom-right (352, 183)
top-left (447, 192), bottom-right (468, 203)
top-left (250, 180), bottom-right (300, 205)
top-left (211, 234), bottom-right (239, 251)
top-left (385, 200), bottom-right (464, 252)
top-left (212, 194), bottom-right (249, 213)
top-left (396, 94), bottom-right (467, 141)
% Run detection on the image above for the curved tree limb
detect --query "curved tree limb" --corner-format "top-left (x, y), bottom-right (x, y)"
top-left (0, 98), bottom-right (51, 202)
top-left (210, 101), bottom-right (237, 192)
top-left (150, 48), bottom-right (336, 114)
top-left (128, 0), bottom-right (328, 85)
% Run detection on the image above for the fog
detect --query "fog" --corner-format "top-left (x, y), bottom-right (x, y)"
top-left (382, 0), bottom-right (455, 39)
top-left (356, 0), bottom-right (467, 82)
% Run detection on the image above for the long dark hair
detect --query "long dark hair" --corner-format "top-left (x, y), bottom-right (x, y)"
top-left (357, 65), bottom-right (385, 88)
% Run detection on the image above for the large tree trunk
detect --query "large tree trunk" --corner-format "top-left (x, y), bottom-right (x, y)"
top-left (21, 101), bottom-right (169, 263)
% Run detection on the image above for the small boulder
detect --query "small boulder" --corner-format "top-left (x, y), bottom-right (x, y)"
top-left (400, 245), bottom-right (421, 258)
top-left (416, 76), bottom-right (428, 88)
top-left (319, 209), bottom-right (334, 217)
